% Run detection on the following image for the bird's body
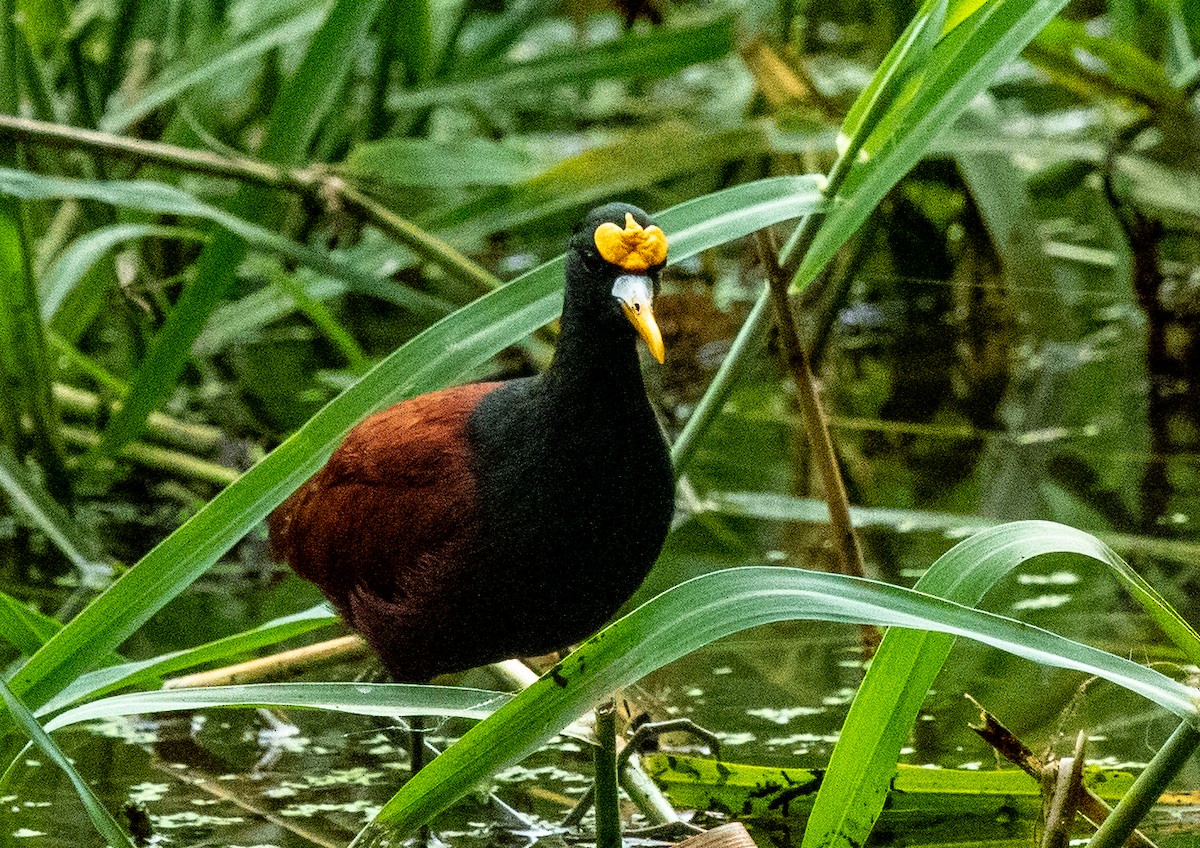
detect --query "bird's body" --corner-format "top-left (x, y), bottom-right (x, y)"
top-left (269, 204), bottom-right (675, 682)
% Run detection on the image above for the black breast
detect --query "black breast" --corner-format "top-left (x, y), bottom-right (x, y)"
top-left (463, 376), bottom-right (675, 657)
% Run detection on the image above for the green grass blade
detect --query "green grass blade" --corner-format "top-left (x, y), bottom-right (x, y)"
top-left (0, 445), bottom-right (109, 581)
top-left (262, 260), bottom-right (370, 373)
top-left (94, 0), bottom-right (388, 458)
top-left (389, 14), bottom-right (735, 110)
top-left (0, 676), bottom-right (136, 848)
top-left (356, 541), bottom-right (1198, 842)
top-left (803, 520), bottom-right (1200, 848)
top-left (0, 170), bottom-right (449, 318)
top-left (0, 586), bottom-right (60, 657)
top-left (195, 274), bottom-right (351, 356)
top-left (790, 0), bottom-right (1071, 294)
top-left (836, 0), bottom-right (947, 164)
top-left (393, 0), bottom-right (433, 86)
top-left (99, 4), bottom-right (331, 133)
top-left (446, 0), bottom-right (544, 71)
top-left (43, 682), bottom-right (510, 732)
top-left (682, 0), bottom-right (1062, 477)
top-left (11, 0), bottom-right (67, 56)
top-left (1029, 16), bottom-right (1179, 107)
top-left (256, 0), bottom-right (386, 168)
top-left (427, 123), bottom-right (771, 240)
top-left (706, 490), bottom-right (1200, 565)
top-left (1, 176), bottom-right (824, 720)
top-left (342, 136), bottom-right (551, 188)
top-left (0, 200), bottom-right (65, 485)
top-left (0, 0), bottom-right (20, 119)
top-left (39, 222), bottom-right (207, 323)
top-left (37, 605), bottom-right (339, 716)
top-left (94, 229), bottom-right (241, 455)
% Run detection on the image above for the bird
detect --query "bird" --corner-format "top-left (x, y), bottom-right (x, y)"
top-left (268, 203), bottom-right (676, 682)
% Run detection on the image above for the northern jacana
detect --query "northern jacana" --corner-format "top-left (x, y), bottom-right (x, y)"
top-left (269, 203), bottom-right (676, 682)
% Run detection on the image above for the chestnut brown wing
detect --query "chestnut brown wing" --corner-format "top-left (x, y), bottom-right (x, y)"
top-left (267, 382), bottom-right (501, 617)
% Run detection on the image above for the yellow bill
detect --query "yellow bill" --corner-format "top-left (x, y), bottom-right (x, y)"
top-left (612, 274), bottom-right (665, 364)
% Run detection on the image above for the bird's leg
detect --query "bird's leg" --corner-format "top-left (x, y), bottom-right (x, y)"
top-left (410, 714), bottom-right (431, 847)
top-left (594, 699), bottom-right (622, 848)
top-left (410, 714), bottom-right (429, 774)
top-left (564, 713), bottom-right (717, 831)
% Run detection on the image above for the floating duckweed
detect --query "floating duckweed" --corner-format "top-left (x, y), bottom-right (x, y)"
top-left (712, 731), bottom-right (756, 746)
top-left (128, 782), bottom-right (171, 804)
top-left (494, 764), bottom-right (589, 784)
top-left (765, 732), bottom-right (840, 747)
top-left (821, 687), bottom-right (858, 706)
top-left (746, 706), bottom-right (822, 725)
top-left (280, 799), bottom-right (379, 820)
top-left (262, 786), bottom-right (299, 799)
top-left (85, 716), bottom-right (158, 745)
top-left (152, 811), bottom-right (246, 829)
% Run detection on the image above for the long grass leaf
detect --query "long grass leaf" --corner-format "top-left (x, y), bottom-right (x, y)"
top-left (39, 222), bottom-right (207, 323)
top-left (98, 4), bottom-right (331, 133)
top-left (427, 123), bottom-right (771, 239)
top-left (0, 587), bottom-right (60, 657)
top-left (262, 260), bottom-right (370, 372)
top-left (2, 176), bottom-right (824, 720)
top-left (37, 605), bottom-right (339, 716)
top-left (43, 682), bottom-right (510, 732)
top-left (0, 676), bottom-right (136, 848)
top-left (94, 0), bottom-right (388, 458)
top-left (257, 0), bottom-right (386, 168)
top-left (836, 0), bottom-right (946, 163)
top-left (343, 136), bottom-right (551, 188)
top-left (790, 0), bottom-right (1071, 294)
top-left (0, 200), bottom-right (65, 485)
top-left (0, 446), bottom-right (109, 581)
top-left (357, 542), bottom-right (1198, 841)
top-left (0, 169), bottom-right (449, 318)
top-left (390, 15), bottom-right (735, 110)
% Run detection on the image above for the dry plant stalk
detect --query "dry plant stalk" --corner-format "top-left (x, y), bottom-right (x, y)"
top-left (966, 693), bottom-right (1158, 848)
top-left (755, 227), bottom-right (865, 579)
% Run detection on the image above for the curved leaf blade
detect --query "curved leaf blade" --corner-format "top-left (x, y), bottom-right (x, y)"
top-left (0, 586), bottom-right (60, 657)
top-left (37, 605), bottom-right (339, 716)
top-left (99, 4), bottom-right (331, 133)
top-left (389, 15), bottom-right (735, 111)
top-left (39, 223), bottom-right (206, 323)
top-left (803, 521), bottom-right (1200, 848)
top-left (0, 677), bottom-right (136, 848)
top-left (791, 0), bottom-right (1071, 294)
top-left (43, 682), bottom-right (511, 732)
top-left (0, 169), bottom-right (449, 317)
top-left (0, 445), bottom-right (109, 580)
top-left (358, 537), bottom-right (1198, 841)
top-left (39, 221), bottom-right (206, 321)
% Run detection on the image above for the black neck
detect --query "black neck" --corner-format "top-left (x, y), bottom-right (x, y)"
top-left (546, 303), bottom-right (640, 387)
top-left (540, 257), bottom-right (645, 401)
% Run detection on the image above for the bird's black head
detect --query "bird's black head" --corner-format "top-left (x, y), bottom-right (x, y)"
top-left (565, 203), bottom-right (668, 363)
